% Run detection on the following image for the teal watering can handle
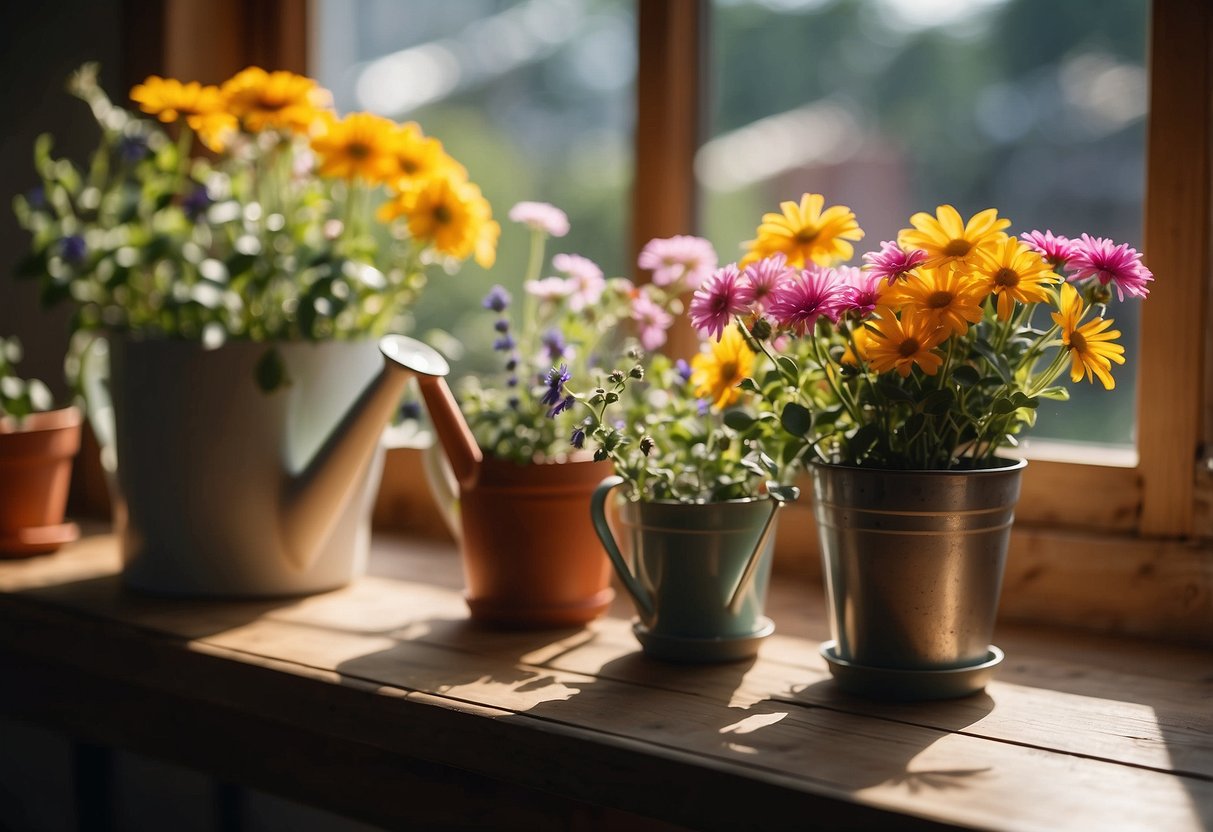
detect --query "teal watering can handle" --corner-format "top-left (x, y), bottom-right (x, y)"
top-left (590, 475), bottom-right (654, 621)
top-left (726, 483), bottom-right (800, 614)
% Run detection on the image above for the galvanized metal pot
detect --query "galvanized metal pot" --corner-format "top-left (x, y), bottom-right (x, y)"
top-left (809, 458), bottom-right (1026, 678)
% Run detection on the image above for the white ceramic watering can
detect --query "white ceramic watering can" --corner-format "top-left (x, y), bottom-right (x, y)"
top-left (84, 334), bottom-right (473, 597)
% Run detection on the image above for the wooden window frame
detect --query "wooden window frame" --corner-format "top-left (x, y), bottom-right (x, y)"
top-left (123, 0), bottom-right (1211, 644)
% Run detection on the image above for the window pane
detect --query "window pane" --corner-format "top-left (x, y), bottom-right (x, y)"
top-left (313, 0), bottom-right (635, 371)
top-left (701, 0), bottom-right (1147, 452)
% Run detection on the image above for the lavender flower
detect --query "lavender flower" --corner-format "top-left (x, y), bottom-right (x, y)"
top-left (541, 364), bottom-right (571, 407)
top-left (60, 234), bottom-right (87, 265)
top-left (483, 284), bottom-right (511, 312)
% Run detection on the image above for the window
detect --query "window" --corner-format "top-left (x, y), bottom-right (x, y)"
top-left (312, 0), bottom-right (636, 376)
top-left (701, 0), bottom-right (1148, 455)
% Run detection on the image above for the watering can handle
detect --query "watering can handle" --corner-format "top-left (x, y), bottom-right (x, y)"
top-left (725, 483), bottom-right (800, 614)
top-left (589, 475), bottom-right (654, 621)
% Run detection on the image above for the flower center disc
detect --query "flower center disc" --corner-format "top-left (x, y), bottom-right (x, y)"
top-left (926, 290), bottom-right (954, 309)
top-left (433, 204), bottom-right (453, 224)
top-left (1069, 331), bottom-right (1088, 351)
top-left (795, 227), bottom-right (820, 245)
top-left (898, 338), bottom-right (920, 357)
top-left (944, 239), bottom-right (971, 257)
top-left (720, 361), bottom-right (738, 380)
top-left (347, 142), bottom-right (370, 160)
top-left (994, 267), bottom-right (1020, 287)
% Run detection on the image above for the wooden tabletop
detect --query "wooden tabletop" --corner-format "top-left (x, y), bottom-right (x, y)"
top-left (0, 531), bottom-right (1210, 832)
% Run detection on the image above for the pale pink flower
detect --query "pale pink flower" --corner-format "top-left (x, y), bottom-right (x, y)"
top-left (861, 241), bottom-right (928, 283)
top-left (508, 201), bottom-right (570, 237)
top-left (1020, 230), bottom-right (1076, 268)
top-left (1065, 234), bottom-right (1154, 301)
top-left (524, 276), bottom-right (571, 301)
top-left (738, 254), bottom-right (794, 312)
top-left (554, 253), bottom-right (605, 311)
top-left (767, 264), bottom-right (851, 335)
top-left (837, 265), bottom-right (885, 316)
top-left (689, 264), bottom-right (750, 340)
top-left (637, 235), bottom-right (718, 290)
top-left (631, 290), bottom-right (674, 351)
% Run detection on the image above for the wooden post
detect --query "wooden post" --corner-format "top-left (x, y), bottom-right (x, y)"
top-left (1137, 0), bottom-right (1212, 537)
top-left (632, 0), bottom-right (707, 358)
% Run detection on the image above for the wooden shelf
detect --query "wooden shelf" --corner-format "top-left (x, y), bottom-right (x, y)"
top-left (0, 531), bottom-right (1210, 831)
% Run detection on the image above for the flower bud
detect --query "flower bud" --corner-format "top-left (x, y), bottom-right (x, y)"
top-left (639, 436), bottom-right (655, 456)
top-left (629, 365), bottom-right (645, 380)
top-left (749, 316), bottom-right (772, 341)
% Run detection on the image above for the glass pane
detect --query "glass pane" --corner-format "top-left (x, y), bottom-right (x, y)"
top-left (313, 0), bottom-right (636, 373)
top-left (702, 0), bottom-right (1147, 454)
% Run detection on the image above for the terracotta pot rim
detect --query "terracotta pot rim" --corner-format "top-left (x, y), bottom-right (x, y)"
top-left (0, 405), bottom-right (82, 435)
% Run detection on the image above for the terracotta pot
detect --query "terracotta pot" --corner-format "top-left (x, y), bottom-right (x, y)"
top-left (428, 450), bottom-right (615, 628)
top-left (0, 406), bottom-right (82, 556)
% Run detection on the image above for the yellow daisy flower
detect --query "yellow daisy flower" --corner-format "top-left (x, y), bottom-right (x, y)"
top-left (690, 325), bottom-right (756, 410)
top-left (1050, 283), bottom-right (1125, 390)
top-left (883, 267), bottom-right (988, 337)
top-left (863, 307), bottom-right (949, 378)
top-left (742, 193), bottom-right (864, 268)
top-left (311, 112), bottom-right (398, 183)
top-left (841, 325), bottom-right (873, 367)
top-left (972, 236), bottom-right (1060, 321)
top-left (391, 122), bottom-right (466, 190)
top-left (897, 205), bottom-right (1010, 276)
top-left (131, 76), bottom-right (237, 152)
top-left (221, 67), bottom-right (328, 134)
top-left (381, 173), bottom-right (497, 266)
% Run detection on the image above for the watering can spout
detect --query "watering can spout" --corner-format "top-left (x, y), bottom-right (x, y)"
top-left (280, 335), bottom-right (481, 571)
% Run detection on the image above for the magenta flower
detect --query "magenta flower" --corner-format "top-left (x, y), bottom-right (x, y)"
top-left (631, 290), bottom-right (674, 351)
top-left (739, 254), bottom-right (794, 312)
top-left (554, 253), bottom-right (605, 311)
top-left (689, 264), bottom-right (749, 339)
top-left (836, 265), bottom-right (884, 316)
top-left (508, 201), bottom-right (570, 237)
top-left (1021, 230), bottom-right (1076, 268)
top-left (637, 235), bottom-right (718, 290)
top-left (767, 264), bottom-right (851, 335)
top-left (1065, 233), bottom-right (1154, 301)
top-left (861, 241), bottom-right (927, 283)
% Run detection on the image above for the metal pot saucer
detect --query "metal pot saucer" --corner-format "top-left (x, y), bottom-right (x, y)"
top-left (820, 641), bottom-right (1004, 701)
top-left (634, 617), bottom-right (775, 664)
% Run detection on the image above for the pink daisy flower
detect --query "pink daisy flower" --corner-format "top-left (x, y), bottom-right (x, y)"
top-left (689, 264), bottom-right (749, 340)
top-left (739, 254), bottom-right (794, 312)
top-left (1065, 233), bottom-right (1154, 301)
top-left (631, 289), bottom-right (674, 351)
top-left (836, 265), bottom-right (884, 316)
top-left (553, 253), bottom-right (605, 311)
top-left (1021, 230), bottom-right (1076, 269)
top-left (508, 201), bottom-right (570, 237)
top-left (524, 276), bottom-right (571, 301)
top-left (861, 241), bottom-right (928, 283)
top-left (767, 264), bottom-right (852, 335)
top-left (637, 235), bottom-right (718, 290)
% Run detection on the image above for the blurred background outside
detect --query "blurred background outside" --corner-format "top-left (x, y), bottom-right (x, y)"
top-left (314, 0), bottom-right (1147, 454)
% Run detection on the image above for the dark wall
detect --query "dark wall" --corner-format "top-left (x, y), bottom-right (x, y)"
top-left (0, 1), bottom-right (125, 402)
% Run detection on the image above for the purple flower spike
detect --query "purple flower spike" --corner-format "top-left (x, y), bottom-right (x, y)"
top-left (541, 363), bottom-right (571, 407)
top-left (483, 284), bottom-right (512, 312)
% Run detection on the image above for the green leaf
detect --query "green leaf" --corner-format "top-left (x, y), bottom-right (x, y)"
top-left (991, 396), bottom-right (1017, 415)
top-left (918, 388), bottom-right (955, 416)
top-left (780, 402), bottom-right (813, 436)
top-left (849, 423), bottom-right (881, 459)
top-left (723, 409), bottom-right (755, 431)
top-left (254, 346), bottom-right (292, 393)
top-left (875, 377), bottom-right (915, 403)
top-left (738, 377), bottom-right (762, 394)
top-left (951, 365), bottom-right (980, 387)
top-left (1038, 386), bottom-right (1070, 402)
top-left (776, 355), bottom-right (799, 381)
top-left (972, 340), bottom-right (1013, 383)
top-left (1010, 391), bottom-right (1039, 409)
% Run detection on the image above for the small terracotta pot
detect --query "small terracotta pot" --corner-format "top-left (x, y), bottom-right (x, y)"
top-left (0, 406), bottom-right (82, 556)
top-left (454, 455), bottom-right (616, 629)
